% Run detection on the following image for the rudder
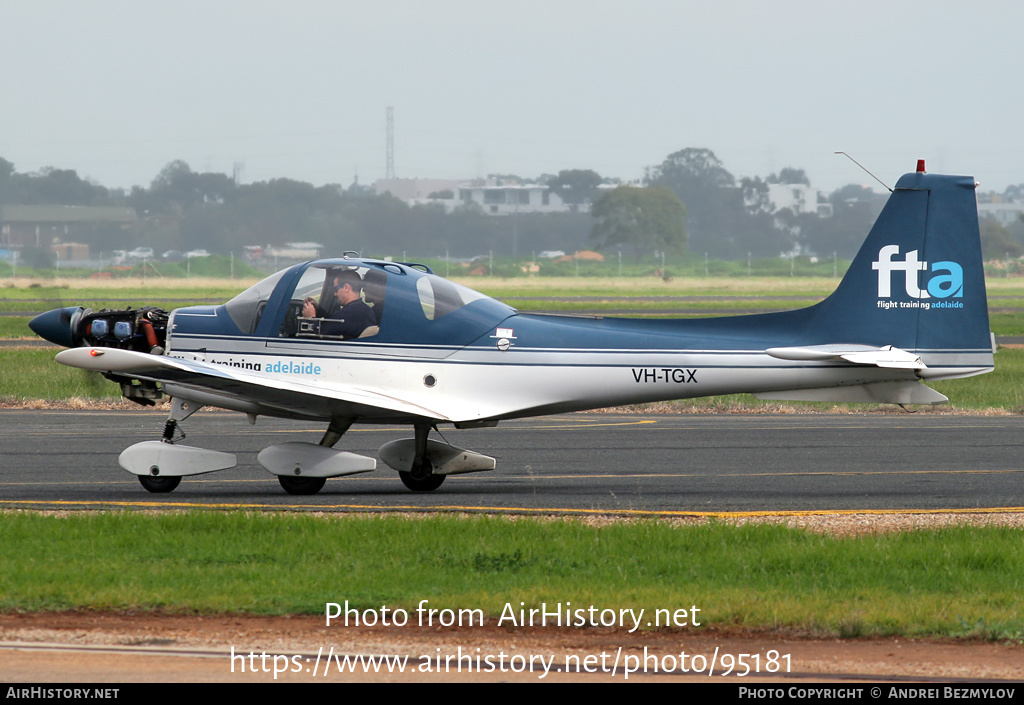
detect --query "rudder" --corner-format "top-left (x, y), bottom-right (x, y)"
top-left (811, 167), bottom-right (992, 378)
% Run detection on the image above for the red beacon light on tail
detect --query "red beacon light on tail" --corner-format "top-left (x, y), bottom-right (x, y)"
top-left (917, 159), bottom-right (926, 173)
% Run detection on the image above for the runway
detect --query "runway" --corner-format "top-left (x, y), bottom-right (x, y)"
top-left (2, 409), bottom-right (1022, 515)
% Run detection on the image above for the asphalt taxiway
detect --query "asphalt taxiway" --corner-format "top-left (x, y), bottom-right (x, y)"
top-left (2, 409), bottom-right (1022, 515)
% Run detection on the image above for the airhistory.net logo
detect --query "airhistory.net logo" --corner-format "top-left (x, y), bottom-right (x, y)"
top-left (872, 245), bottom-right (964, 300)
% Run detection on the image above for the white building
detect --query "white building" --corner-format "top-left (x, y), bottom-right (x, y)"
top-left (457, 184), bottom-right (573, 215)
top-left (371, 178), bottom-right (578, 215)
top-left (767, 183), bottom-right (832, 217)
top-left (978, 201), bottom-right (1024, 226)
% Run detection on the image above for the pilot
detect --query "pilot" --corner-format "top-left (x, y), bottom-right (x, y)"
top-left (301, 270), bottom-right (376, 339)
top-left (303, 273), bottom-right (342, 318)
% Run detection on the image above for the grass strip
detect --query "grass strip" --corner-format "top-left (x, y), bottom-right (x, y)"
top-left (0, 348), bottom-right (122, 401)
top-left (0, 512), bottom-right (1021, 640)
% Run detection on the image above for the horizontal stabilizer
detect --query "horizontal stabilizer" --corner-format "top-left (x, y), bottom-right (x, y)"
top-left (766, 344), bottom-right (925, 370)
top-left (379, 438), bottom-right (496, 475)
top-left (119, 441), bottom-right (237, 477)
top-left (755, 380), bottom-right (947, 405)
top-left (257, 442), bottom-right (376, 478)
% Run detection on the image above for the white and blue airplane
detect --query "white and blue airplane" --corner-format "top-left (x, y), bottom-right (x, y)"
top-left (30, 164), bottom-right (994, 495)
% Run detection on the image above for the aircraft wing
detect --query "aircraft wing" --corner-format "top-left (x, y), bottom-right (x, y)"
top-left (55, 347), bottom-right (451, 422)
top-left (765, 344), bottom-right (925, 370)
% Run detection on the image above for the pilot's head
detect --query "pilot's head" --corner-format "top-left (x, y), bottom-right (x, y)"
top-left (333, 270), bottom-right (363, 305)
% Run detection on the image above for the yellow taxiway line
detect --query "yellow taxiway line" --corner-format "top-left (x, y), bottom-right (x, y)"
top-left (3, 498), bottom-right (1024, 520)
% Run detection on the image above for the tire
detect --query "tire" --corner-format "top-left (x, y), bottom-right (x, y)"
top-left (278, 475), bottom-right (327, 495)
top-left (138, 474), bottom-right (182, 493)
top-left (398, 465), bottom-right (446, 492)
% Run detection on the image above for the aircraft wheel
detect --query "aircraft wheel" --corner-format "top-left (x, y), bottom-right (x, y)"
top-left (399, 462), bottom-right (446, 492)
top-left (278, 475), bottom-right (327, 495)
top-left (138, 474), bottom-right (182, 493)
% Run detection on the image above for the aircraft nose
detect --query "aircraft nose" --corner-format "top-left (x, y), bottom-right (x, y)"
top-left (28, 306), bottom-right (85, 348)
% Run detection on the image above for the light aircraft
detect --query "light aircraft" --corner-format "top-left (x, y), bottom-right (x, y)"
top-left (29, 163), bottom-right (994, 495)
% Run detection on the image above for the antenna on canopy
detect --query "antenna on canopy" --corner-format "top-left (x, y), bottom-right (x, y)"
top-left (834, 152), bottom-right (893, 193)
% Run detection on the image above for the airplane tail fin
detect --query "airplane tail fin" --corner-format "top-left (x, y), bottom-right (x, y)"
top-left (800, 165), bottom-right (993, 380)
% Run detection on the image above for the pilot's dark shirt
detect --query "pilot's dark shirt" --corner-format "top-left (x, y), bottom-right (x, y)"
top-left (320, 299), bottom-right (376, 339)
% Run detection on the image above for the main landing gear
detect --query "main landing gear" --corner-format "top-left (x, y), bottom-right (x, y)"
top-left (395, 424), bottom-right (448, 489)
top-left (119, 403), bottom-right (495, 495)
top-left (399, 424), bottom-right (446, 492)
top-left (118, 398), bottom-right (237, 494)
top-left (379, 422), bottom-right (496, 492)
top-left (257, 416), bottom-right (375, 495)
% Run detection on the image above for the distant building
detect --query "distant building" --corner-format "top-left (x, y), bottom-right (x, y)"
top-left (767, 184), bottom-right (832, 217)
top-left (978, 201), bottom-right (1024, 227)
top-left (50, 242), bottom-right (91, 261)
top-left (371, 178), bottom-right (579, 215)
top-left (457, 183), bottom-right (573, 215)
top-left (0, 205), bottom-right (137, 252)
top-left (245, 242), bottom-right (325, 267)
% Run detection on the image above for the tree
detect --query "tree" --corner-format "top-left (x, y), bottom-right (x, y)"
top-left (799, 185), bottom-right (887, 259)
top-left (4, 166), bottom-right (112, 205)
top-left (590, 186), bottom-right (686, 259)
top-left (0, 157), bottom-right (14, 203)
top-left (980, 218), bottom-right (1024, 259)
top-left (645, 148), bottom-right (737, 254)
top-left (547, 169), bottom-right (602, 206)
top-left (1003, 183), bottom-right (1024, 201)
top-left (647, 148), bottom-right (734, 191)
top-left (147, 161), bottom-right (236, 214)
top-left (768, 168), bottom-right (810, 186)
top-left (740, 176), bottom-right (772, 215)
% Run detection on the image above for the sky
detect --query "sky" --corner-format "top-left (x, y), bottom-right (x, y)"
top-left (3, 0), bottom-right (1022, 195)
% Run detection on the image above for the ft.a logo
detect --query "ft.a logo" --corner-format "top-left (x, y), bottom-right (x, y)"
top-left (872, 245), bottom-right (963, 299)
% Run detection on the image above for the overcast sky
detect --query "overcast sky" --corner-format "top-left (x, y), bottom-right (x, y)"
top-left (3, 0), bottom-right (1021, 194)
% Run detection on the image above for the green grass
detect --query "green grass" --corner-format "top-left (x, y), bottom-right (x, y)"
top-left (0, 299), bottom-right (230, 315)
top-left (0, 255), bottom-right (265, 282)
top-left (988, 312), bottom-right (1024, 336)
top-left (0, 348), bottom-right (122, 401)
top-left (0, 284), bottom-right (250, 310)
top-left (0, 512), bottom-right (1020, 639)
top-left (0, 318), bottom-right (33, 338)
top-left (932, 348), bottom-right (1024, 410)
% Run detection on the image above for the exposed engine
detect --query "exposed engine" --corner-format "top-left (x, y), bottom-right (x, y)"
top-left (78, 306), bottom-right (169, 354)
top-left (76, 306), bottom-right (170, 405)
